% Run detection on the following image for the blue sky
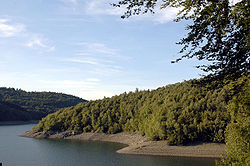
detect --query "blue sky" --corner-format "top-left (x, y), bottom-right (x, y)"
top-left (0, 0), bottom-right (205, 100)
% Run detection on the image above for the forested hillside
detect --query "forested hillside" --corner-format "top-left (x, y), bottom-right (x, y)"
top-left (34, 73), bottom-right (249, 145)
top-left (0, 101), bottom-right (43, 121)
top-left (0, 88), bottom-right (87, 121)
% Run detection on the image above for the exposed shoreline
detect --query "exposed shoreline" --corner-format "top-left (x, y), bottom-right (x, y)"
top-left (19, 131), bottom-right (225, 158)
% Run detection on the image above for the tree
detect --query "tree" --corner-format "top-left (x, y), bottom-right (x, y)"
top-left (217, 77), bottom-right (249, 165)
top-left (112, 0), bottom-right (249, 76)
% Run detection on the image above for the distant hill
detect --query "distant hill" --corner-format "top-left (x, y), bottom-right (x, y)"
top-left (0, 101), bottom-right (44, 121)
top-left (0, 87), bottom-right (87, 121)
top-left (33, 74), bottom-right (249, 145)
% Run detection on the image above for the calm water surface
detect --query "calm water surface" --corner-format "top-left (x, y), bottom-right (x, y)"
top-left (0, 124), bottom-right (217, 166)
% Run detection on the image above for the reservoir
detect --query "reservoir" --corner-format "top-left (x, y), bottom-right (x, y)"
top-left (0, 124), bottom-right (217, 166)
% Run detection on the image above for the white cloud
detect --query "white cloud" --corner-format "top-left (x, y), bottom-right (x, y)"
top-left (86, 78), bottom-right (100, 82)
top-left (40, 67), bottom-right (81, 73)
top-left (152, 7), bottom-right (180, 24)
top-left (60, 0), bottom-right (77, 5)
top-left (65, 57), bottom-right (98, 65)
top-left (0, 17), bottom-right (55, 52)
top-left (62, 42), bottom-right (127, 76)
top-left (85, 0), bottom-right (124, 16)
top-left (90, 65), bottom-right (123, 75)
top-left (58, 0), bottom-right (177, 23)
top-left (125, 7), bottom-right (179, 24)
top-left (46, 17), bottom-right (93, 22)
top-left (0, 18), bottom-right (25, 37)
top-left (26, 36), bottom-right (55, 51)
top-left (75, 42), bottom-right (126, 66)
top-left (76, 42), bottom-right (118, 57)
top-left (84, 0), bottom-right (179, 24)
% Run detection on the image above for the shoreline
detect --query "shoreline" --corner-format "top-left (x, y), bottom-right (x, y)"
top-left (19, 131), bottom-right (225, 158)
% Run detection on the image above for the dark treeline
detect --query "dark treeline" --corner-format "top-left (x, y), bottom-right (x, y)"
top-left (0, 87), bottom-right (87, 121)
top-left (34, 73), bottom-right (249, 145)
top-left (0, 101), bottom-right (43, 121)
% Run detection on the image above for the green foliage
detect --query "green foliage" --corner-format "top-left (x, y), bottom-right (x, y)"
top-left (217, 77), bottom-right (250, 165)
top-left (0, 101), bottom-right (43, 121)
top-left (33, 74), bottom-right (249, 145)
top-left (0, 87), bottom-right (86, 121)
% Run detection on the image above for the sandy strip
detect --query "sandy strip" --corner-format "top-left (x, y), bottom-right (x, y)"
top-left (117, 141), bottom-right (225, 158)
top-left (19, 131), bottom-right (225, 158)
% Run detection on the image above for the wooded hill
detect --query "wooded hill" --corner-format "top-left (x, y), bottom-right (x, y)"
top-left (0, 88), bottom-right (86, 121)
top-left (34, 73), bottom-right (249, 145)
top-left (0, 101), bottom-right (44, 121)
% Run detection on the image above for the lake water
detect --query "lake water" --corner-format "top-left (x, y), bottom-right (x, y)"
top-left (0, 124), bottom-right (217, 166)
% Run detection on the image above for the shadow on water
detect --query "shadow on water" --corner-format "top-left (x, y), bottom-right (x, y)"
top-left (0, 124), bottom-right (217, 166)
